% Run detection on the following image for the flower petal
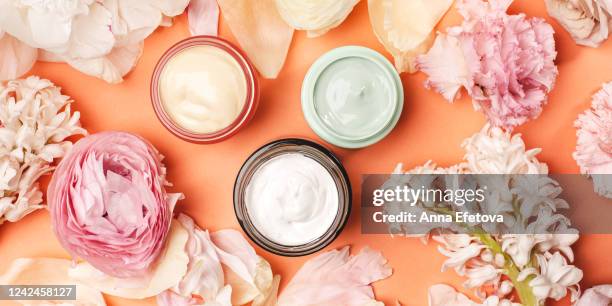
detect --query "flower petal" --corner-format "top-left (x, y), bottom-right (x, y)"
top-left (574, 82), bottom-right (612, 198)
top-left (576, 285), bottom-right (612, 306)
top-left (217, 0), bottom-right (294, 78)
top-left (188, 0), bottom-right (220, 36)
top-left (0, 32), bottom-right (38, 81)
top-left (368, 0), bottom-right (453, 73)
top-left (66, 42), bottom-right (143, 83)
top-left (68, 220), bottom-right (190, 299)
top-left (0, 257), bottom-right (106, 306)
top-left (275, 0), bottom-right (359, 37)
top-left (277, 246), bottom-right (392, 306)
top-left (546, 0), bottom-right (612, 47)
top-left (66, 2), bottom-right (115, 59)
top-left (210, 229), bottom-right (273, 305)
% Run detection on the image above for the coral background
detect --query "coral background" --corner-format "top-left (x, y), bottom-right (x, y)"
top-left (1, 1), bottom-right (611, 305)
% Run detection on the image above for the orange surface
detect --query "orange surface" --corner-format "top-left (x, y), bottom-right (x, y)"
top-left (1, 1), bottom-right (611, 305)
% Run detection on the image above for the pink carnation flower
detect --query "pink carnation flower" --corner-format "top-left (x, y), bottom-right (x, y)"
top-left (48, 131), bottom-right (182, 278)
top-left (417, 0), bottom-right (558, 130)
top-left (574, 82), bottom-right (612, 198)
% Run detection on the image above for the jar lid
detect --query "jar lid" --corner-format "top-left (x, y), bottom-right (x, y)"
top-left (301, 46), bottom-right (404, 149)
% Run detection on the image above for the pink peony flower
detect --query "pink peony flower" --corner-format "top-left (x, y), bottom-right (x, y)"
top-left (574, 82), bottom-right (612, 198)
top-left (417, 0), bottom-right (558, 130)
top-left (48, 131), bottom-right (182, 278)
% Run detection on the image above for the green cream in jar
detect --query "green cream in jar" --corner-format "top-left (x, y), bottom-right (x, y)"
top-left (302, 46), bottom-right (403, 149)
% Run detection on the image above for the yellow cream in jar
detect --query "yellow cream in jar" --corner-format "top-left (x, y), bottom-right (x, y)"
top-left (159, 45), bottom-right (247, 134)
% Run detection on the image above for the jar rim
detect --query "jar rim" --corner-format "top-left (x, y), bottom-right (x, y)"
top-left (301, 46), bottom-right (404, 149)
top-left (233, 138), bottom-right (352, 256)
top-left (150, 36), bottom-right (259, 143)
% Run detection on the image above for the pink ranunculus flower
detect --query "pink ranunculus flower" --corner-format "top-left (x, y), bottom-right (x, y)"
top-left (48, 131), bottom-right (182, 278)
top-left (417, 0), bottom-right (558, 130)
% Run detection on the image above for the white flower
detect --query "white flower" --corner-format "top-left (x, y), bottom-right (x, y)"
top-left (0, 76), bottom-right (86, 224)
top-left (461, 125), bottom-right (548, 174)
top-left (501, 235), bottom-right (545, 268)
top-left (275, 0), bottom-right (359, 37)
top-left (386, 124), bottom-right (582, 304)
top-left (511, 175), bottom-right (568, 219)
top-left (528, 252), bottom-right (583, 302)
top-left (434, 235), bottom-right (484, 275)
top-left (464, 264), bottom-right (501, 288)
top-left (498, 280), bottom-right (513, 296)
top-left (576, 285), bottom-right (612, 306)
top-left (545, 0), bottom-right (612, 47)
top-left (501, 232), bottom-right (578, 271)
top-left (0, 0), bottom-right (94, 52)
top-left (0, 0), bottom-right (189, 83)
top-left (428, 284), bottom-right (521, 306)
top-left (535, 234), bottom-right (579, 262)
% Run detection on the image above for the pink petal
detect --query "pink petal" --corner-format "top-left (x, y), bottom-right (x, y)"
top-left (428, 284), bottom-right (473, 306)
top-left (188, 0), bottom-right (220, 36)
top-left (0, 31), bottom-right (37, 81)
top-left (157, 290), bottom-right (199, 306)
top-left (574, 82), bottom-right (612, 198)
top-left (416, 34), bottom-right (472, 102)
top-left (161, 214), bottom-right (225, 303)
top-left (277, 246), bottom-right (392, 306)
top-left (576, 285), bottom-right (612, 306)
top-left (210, 229), bottom-right (259, 284)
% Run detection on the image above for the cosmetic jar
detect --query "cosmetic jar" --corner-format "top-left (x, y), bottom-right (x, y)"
top-left (302, 46), bottom-right (404, 149)
top-left (234, 138), bottom-right (351, 256)
top-left (151, 36), bottom-right (259, 143)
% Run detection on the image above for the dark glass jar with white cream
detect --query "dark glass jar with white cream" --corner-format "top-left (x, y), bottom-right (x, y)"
top-left (234, 139), bottom-right (351, 256)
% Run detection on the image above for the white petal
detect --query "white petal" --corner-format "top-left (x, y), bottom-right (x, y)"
top-left (188, 0), bottom-right (220, 36)
top-left (66, 2), bottom-right (115, 59)
top-left (26, 5), bottom-right (79, 51)
top-left (275, 0), bottom-right (359, 37)
top-left (151, 0), bottom-right (191, 17)
top-left (0, 257), bottom-right (106, 306)
top-left (576, 285), bottom-right (612, 306)
top-left (0, 31), bottom-right (38, 81)
top-left (112, 0), bottom-right (162, 45)
top-left (66, 42), bottom-right (143, 83)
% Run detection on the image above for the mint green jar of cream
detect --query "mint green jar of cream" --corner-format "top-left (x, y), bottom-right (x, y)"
top-left (302, 46), bottom-right (403, 149)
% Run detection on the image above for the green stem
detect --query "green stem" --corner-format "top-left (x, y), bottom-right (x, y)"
top-left (476, 233), bottom-right (539, 306)
top-left (428, 207), bottom-right (540, 305)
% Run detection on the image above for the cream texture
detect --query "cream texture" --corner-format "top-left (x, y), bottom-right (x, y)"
top-left (159, 45), bottom-right (247, 134)
top-left (314, 56), bottom-right (395, 139)
top-left (245, 153), bottom-right (339, 246)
